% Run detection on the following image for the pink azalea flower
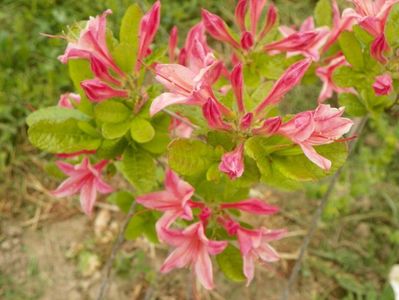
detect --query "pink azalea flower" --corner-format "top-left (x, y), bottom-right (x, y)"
top-left (150, 23), bottom-right (224, 116)
top-left (58, 93), bottom-right (81, 109)
top-left (136, 1), bottom-right (161, 70)
top-left (255, 59), bottom-right (312, 116)
top-left (53, 158), bottom-right (113, 216)
top-left (220, 198), bottom-right (279, 215)
top-left (346, 0), bottom-right (399, 63)
top-left (236, 226), bottom-right (287, 285)
top-left (249, 0), bottom-right (267, 36)
top-left (235, 0), bottom-right (248, 32)
top-left (201, 9), bottom-right (240, 48)
top-left (90, 55), bottom-right (121, 86)
top-left (240, 112), bottom-right (254, 131)
top-left (136, 169), bottom-right (194, 221)
top-left (80, 78), bottom-right (128, 102)
top-left (240, 31), bottom-right (255, 51)
top-left (322, 0), bottom-right (358, 52)
top-left (160, 222), bottom-right (227, 290)
top-left (219, 144), bottom-right (245, 179)
top-left (278, 104), bottom-right (353, 170)
top-left (316, 54), bottom-right (356, 102)
top-left (265, 17), bottom-right (329, 61)
top-left (58, 9), bottom-right (123, 76)
top-left (373, 74), bottom-right (393, 95)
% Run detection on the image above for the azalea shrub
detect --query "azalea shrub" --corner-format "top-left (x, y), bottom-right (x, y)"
top-left (26, 0), bottom-right (399, 290)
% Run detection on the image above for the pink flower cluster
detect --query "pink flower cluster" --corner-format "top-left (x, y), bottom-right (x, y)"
top-left (137, 170), bottom-right (285, 289)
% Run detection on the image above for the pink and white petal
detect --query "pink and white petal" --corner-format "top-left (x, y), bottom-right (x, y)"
top-left (80, 179), bottom-right (98, 216)
top-left (94, 178), bottom-right (113, 194)
top-left (206, 240), bottom-right (228, 255)
top-left (55, 161), bottom-right (77, 176)
top-left (243, 254), bottom-right (255, 286)
top-left (136, 191), bottom-right (176, 210)
top-left (160, 243), bottom-right (192, 273)
top-left (300, 143), bottom-right (332, 170)
top-left (194, 248), bottom-right (214, 290)
top-left (150, 93), bottom-right (190, 116)
top-left (52, 174), bottom-right (88, 198)
top-left (256, 244), bottom-right (280, 262)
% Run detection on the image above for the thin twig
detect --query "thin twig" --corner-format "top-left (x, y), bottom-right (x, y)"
top-left (162, 108), bottom-right (200, 130)
top-left (96, 201), bottom-right (137, 300)
top-left (280, 116), bottom-right (368, 300)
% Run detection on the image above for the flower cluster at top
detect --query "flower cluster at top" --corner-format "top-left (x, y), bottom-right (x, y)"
top-left (30, 0), bottom-right (399, 290)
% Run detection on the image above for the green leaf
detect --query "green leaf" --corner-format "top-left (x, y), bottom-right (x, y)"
top-left (124, 210), bottom-right (158, 243)
top-left (168, 139), bottom-right (215, 176)
top-left (119, 146), bottom-right (156, 193)
top-left (77, 121), bottom-right (101, 137)
top-left (339, 31), bottom-right (364, 69)
top-left (108, 191), bottom-right (134, 213)
top-left (68, 59), bottom-right (93, 94)
top-left (272, 143), bottom-right (348, 181)
top-left (97, 137), bottom-right (128, 159)
top-left (314, 0), bottom-right (332, 27)
top-left (385, 3), bottom-right (399, 48)
top-left (94, 100), bottom-right (131, 123)
top-left (139, 114), bottom-right (171, 154)
top-left (333, 66), bottom-right (364, 88)
top-left (28, 119), bottom-right (101, 154)
top-left (338, 93), bottom-right (367, 117)
top-left (120, 4), bottom-right (142, 46)
top-left (102, 121), bottom-right (130, 139)
top-left (26, 106), bottom-right (90, 126)
top-left (216, 245), bottom-right (246, 282)
top-left (130, 118), bottom-right (155, 143)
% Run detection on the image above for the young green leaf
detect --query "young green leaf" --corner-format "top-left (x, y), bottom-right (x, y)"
top-left (94, 100), bottom-right (131, 123)
top-left (130, 118), bottom-right (155, 143)
top-left (314, 0), bottom-right (332, 27)
top-left (28, 119), bottom-right (101, 154)
top-left (119, 146), bottom-right (156, 193)
top-left (216, 245), bottom-right (246, 282)
top-left (385, 3), bottom-right (399, 48)
top-left (102, 121), bottom-right (130, 139)
top-left (339, 31), bottom-right (364, 69)
top-left (26, 106), bottom-right (90, 126)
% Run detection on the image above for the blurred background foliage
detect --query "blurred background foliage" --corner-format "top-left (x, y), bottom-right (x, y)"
top-left (0, 0), bottom-right (398, 299)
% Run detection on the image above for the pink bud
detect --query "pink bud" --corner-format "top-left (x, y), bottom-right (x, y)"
top-left (240, 113), bottom-right (253, 131)
top-left (169, 26), bottom-right (178, 62)
top-left (235, 0), bottom-right (248, 32)
top-left (221, 198), bottom-right (279, 215)
top-left (240, 31), bottom-right (254, 50)
top-left (255, 59), bottom-right (311, 116)
top-left (231, 63), bottom-right (245, 113)
top-left (58, 93), bottom-right (81, 109)
top-left (252, 116), bottom-right (282, 135)
top-left (249, 0), bottom-right (267, 35)
top-left (219, 144), bottom-right (245, 180)
top-left (259, 4), bottom-right (278, 40)
top-left (202, 98), bottom-right (232, 130)
top-left (136, 1), bottom-right (161, 69)
top-left (371, 34), bottom-right (390, 64)
top-left (81, 78), bottom-right (128, 102)
top-left (201, 9), bottom-right (240, 48)
top-left (90, 55), bottom-right (121, 85)
top-left (373, 74), bottom-right (393, 95)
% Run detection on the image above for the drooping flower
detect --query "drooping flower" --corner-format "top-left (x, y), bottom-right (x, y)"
top-left (80, 78), bottom-right (128, 102)
top-left (58, 93), bottom-right (81, 109)
top-left (58, 9), bottom-right (123, 76)
top-left (371, 34), bottom-right (390, 64)
top-left (316, 54), bottom-right (356, 102)
top-left (160, 222), bottom-right (227, 290)
top-left (278, 104), bottom-right (353, 170)
top-left (373, 74), bottom-right (393, 95)
top-left (236, 226), bottom-right (287, 285)
top-left (136, 1), bottom-right (161, 70)
top-left (53, 158), bottom-right (113, 216)
top-left (265, 17), bottom-right (329, 61)
top-left (218, 144), bottom-right (245, 179)
top-left (137, 169), bottom-right (194, 222)
top-left (220, 198), bottom-right (279, 215)
top-left (202, 98), bottom-right (232, 130)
